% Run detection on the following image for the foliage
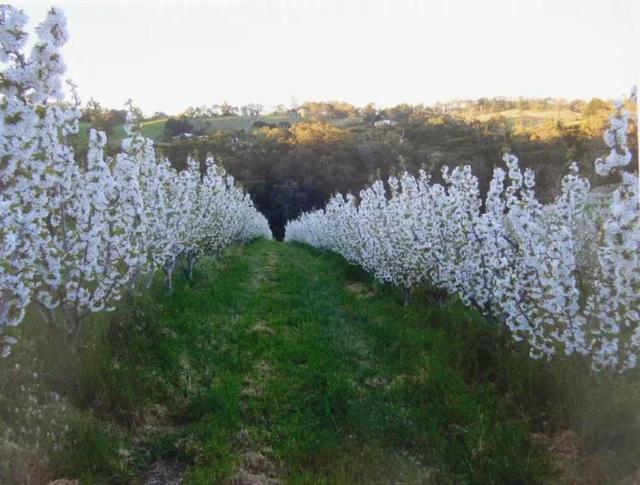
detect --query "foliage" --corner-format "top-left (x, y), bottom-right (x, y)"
top-left (289, 121), bottom-right (350, 145)
top-left (299, 101), bottom-right (358, 120)
top-left (163, 116), bottom-right (195, 137)
top-left (80, 98), bottom-right (127, 136)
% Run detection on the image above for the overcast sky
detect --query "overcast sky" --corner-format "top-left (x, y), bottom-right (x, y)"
top-left (19, 0), bottom-right (640, 115)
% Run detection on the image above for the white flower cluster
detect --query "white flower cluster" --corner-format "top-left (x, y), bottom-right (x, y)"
top-left (286, 93), bottom-right (639, 371)
top-left (0, 6), bottom-right (271, 351)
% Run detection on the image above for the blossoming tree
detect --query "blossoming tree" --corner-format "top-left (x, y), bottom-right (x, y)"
top-left (0, 6), bottom-right (272, 353)
top-left (286, 90), bottom-right (638, 371)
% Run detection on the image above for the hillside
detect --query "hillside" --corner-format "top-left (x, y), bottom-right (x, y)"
top-left (151, 104), bottom-right (618, 238)
top-left (70, 100), bottom-right (615, 240)
top-left (465, 108), bottom-right (582, 125)
top-left (75, 107), bottom-right (590, 147)
top-left (74, 113), bottom-right (369, 148)
top-left (76, 118), bottom-right (168, 147)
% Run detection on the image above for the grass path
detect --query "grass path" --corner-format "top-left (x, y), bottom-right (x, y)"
top-left (52, 240), bottom-right (547, 483)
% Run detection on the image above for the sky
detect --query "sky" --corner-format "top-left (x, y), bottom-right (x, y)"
top-left (18, 0), bottom-right (640, 116)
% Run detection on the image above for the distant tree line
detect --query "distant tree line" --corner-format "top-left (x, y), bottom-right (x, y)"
top-left (433, 96), bottom-right (590, 115)
top-left (80, 98), bottom-right (127, 136)
top-left (180, 102), bottom-right (264, 118)
top-left (156, 100), bottom-right (632, 238)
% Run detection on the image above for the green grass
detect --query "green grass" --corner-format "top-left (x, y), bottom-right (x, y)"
top-left (192, 114), bottom-right (363, 132)
top-left (75, 118), bottom-right (168, 148)
top-left (193, 113), bottom-right (303, 133)
top-left (2, 240), bottom-right (639, 483)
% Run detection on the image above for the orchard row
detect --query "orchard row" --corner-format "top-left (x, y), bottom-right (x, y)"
top-left (286, 91), bottom-right (638, 371)
top-left (0, 7), bottom-right (272, 353)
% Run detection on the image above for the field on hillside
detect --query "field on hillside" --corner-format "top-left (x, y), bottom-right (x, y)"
top-left (76, 118), bottom-right (168, 147)
top-left (193, 113), bottom-right (302, 132)
top-left (468, 108), bottom-right (583, 125)
top-left (77, 108), bottom-right (586, 147)
top-left (74, 113), bottom-right (370, 149)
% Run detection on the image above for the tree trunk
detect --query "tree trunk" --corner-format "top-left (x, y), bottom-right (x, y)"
top-left (66, 306), bottom-right (82, 354)
top-left (37, 301), bottom-right (59, 334)
top-left (144, 270), bottom-right (155, 290)
top-left (188, 254), bottom-right (196, 280)
top-left (164, 260), bottom-right (175, 292)
top-left (403, 287), bottom-right (411, 306)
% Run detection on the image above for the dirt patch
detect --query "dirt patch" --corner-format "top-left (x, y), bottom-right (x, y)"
top-left (232, 360), bottom-right (282, 483)
top-left (248, 320), bottom-right (274, 335)
top-left (265, 253), bottom-right (278, 272)
top-left (2, 441), bottom-right (53, 485)
top-left (345, 282), bottom-right (373, 298)
top-left (249, 273), bottom-right (268, 290)
top-left (227, 450), bottom-right (281, 485)
top-left (365, 376), bottom-right (390, 389)
top-left (144, 459), bottom-right (185, 485)
top-left (227, 469), bottom-right (280, 485)
top-left (231, 428), bottom-right (252, 450)
top-left (249, 252), bottom-right (279, 290)
top-left (240, 360), bottom-right (272, 417)
top-left (243, 451), bottom-right (278, 477)
top-left (226, 428), bottom-right (282, 485)
top-left (532, 430), bottom-right (605, 484)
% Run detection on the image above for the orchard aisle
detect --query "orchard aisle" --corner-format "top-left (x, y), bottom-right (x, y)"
top-left (141, 239), bottom-right (546, 484)
top-left (165, 240), bottom-right (434, 483)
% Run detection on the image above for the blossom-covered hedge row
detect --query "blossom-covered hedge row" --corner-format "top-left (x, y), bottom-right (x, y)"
top-left (286, 92), bottom-right (638, 371)
top-left (0, 7), bottom-right (272, 352)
